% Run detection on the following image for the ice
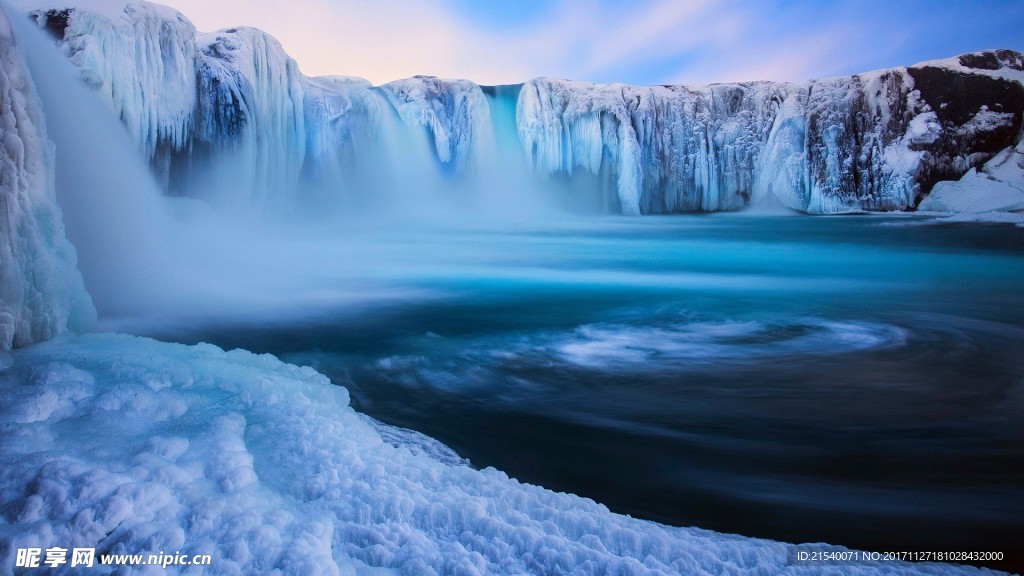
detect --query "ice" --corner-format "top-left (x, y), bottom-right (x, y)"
top-left (380, 76), bottom-right (491, 172)
top-left (15, 1), bottom-right (1024, 217)
top-left (515, 65), bottom-right (1011, 215)
top-left (0, 6), bottom-right (93, 350)
top-left (191, 25), bottom-right (306, 210)
top-left (18, 0), bottom-right (197, 183)
top-left (0, 333), bottom-right (999, 575)
top-left (918, 131), bottom-right (1024, 213)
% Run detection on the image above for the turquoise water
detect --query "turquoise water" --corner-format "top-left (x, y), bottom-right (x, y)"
top-left (152, 214), bottom-right (1024, 569)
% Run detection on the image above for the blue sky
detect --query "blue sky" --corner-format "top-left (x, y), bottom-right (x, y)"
top-left (163, 0), bottom-right (1024, 86)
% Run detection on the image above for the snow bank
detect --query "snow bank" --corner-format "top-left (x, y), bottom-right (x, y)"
top-left (0, 6), bottom-right (93, 350)
top-left (0, 333), bottom-right (1003, 575)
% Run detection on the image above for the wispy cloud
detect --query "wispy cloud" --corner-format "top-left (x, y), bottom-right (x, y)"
top-left (159, 0), bottom-right (1024, 87)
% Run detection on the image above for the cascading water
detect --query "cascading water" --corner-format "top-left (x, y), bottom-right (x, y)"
top-left (5, 5), bottom-right (562, 329)
top-left (6, 5), bottom-right (182, 319)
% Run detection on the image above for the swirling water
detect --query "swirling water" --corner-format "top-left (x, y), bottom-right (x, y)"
top-left (149, 213), bottom-right (1024, 568)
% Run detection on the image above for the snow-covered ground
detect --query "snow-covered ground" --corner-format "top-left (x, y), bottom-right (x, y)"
top-left (0, 333), bottom-right (1008, 575)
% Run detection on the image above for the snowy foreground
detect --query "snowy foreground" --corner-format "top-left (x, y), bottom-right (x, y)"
top-left (0, 334), bottom-right (1005, 575)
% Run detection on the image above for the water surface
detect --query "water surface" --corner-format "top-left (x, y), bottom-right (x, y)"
top-left (147, 214), bottom-right (1024, 570)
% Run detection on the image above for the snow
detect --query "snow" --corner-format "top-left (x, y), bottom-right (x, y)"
top-left (911, 50), bottom-right (1024, 86)
top-left (12, 1), bottom-right (1023, 217)
top-left (918, 132), bottom-right (1024, 214)
top-left (193, 26), bottom-right (306, 210)
top-left (0, 6), bottom-right (93, 350)
top-left (380, 76), bottom-right (491, 171)
top-left (18, 0), bottom-right (197, 176)
top-left (0, 333), bottom-right (1004, 575)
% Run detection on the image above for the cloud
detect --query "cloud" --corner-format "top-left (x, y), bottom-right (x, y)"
top-left (157, 0), bottom-right (1024, 87)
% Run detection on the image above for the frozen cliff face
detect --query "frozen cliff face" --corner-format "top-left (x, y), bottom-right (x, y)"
top-left (302, 76), bottom-right (384, 169)
top-left (907, 51), bottom-right (1024, 190)
top-left (517, 79), bottom-right (799, 214)
top-left (520, 59), bottom-right (1023, 215)
top-left (301, 75), bottom-right (385, 185)
top-left (381, 76), bottom-right (492, 173)
top-left (23, 0), bottom-right (196, 185)
top-left (0, 6), bottom-right (94, 350)
top-left (18, 0), bottom-right (1024, 216)
top-left (24, 2), bottom-right (311, 210)
top-left (794, 69), bottom-right (929, 214)
top-left (192, 26), bottom-right (306, 210)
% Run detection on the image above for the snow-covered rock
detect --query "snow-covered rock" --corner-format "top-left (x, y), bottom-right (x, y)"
top-left (0, 333), bottom-right (1002, 575)
top-left (918, 133), bottom-right (1024, 213)
top-left (0, 6), bottom-right (93, 350)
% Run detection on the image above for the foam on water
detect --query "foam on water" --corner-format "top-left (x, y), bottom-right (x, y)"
top-left (556, 319), bottom-right (908, 369)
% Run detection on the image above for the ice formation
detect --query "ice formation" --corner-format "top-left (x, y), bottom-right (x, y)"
top-left (191, 26), bottom-right (307, 210)
top-left (380, 76), bottom-right (492, 173)
top-left (16, 1), bottom-right (1024, 216)
top-left (0, 333), bottom-right (1006, 575)
top-left (24, 0), bottom-right (196, 181)
top-left (517, 60), bottom-right (1022, 215)
top-left (918, 134), bottom-right (1024, 214)
top-left (0, 6), bottom-right (92, 350)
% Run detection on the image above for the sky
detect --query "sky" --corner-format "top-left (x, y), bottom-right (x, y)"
top-left (154, 0), bottom-right (1023, 86)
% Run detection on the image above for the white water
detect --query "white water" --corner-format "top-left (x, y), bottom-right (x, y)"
top-left (7, 7), bottom-right (181, 317)
top-left (6, 9), bottom-right (561, 330)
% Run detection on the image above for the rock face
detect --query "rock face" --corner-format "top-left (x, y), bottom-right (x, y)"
top-left (21, 1), bottom-right (1024, 216)
top-left (0, 5), bottom-right (94, 350)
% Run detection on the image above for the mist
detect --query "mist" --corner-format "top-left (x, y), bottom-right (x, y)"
top-left (7, 9), bottom-right (578, 335)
